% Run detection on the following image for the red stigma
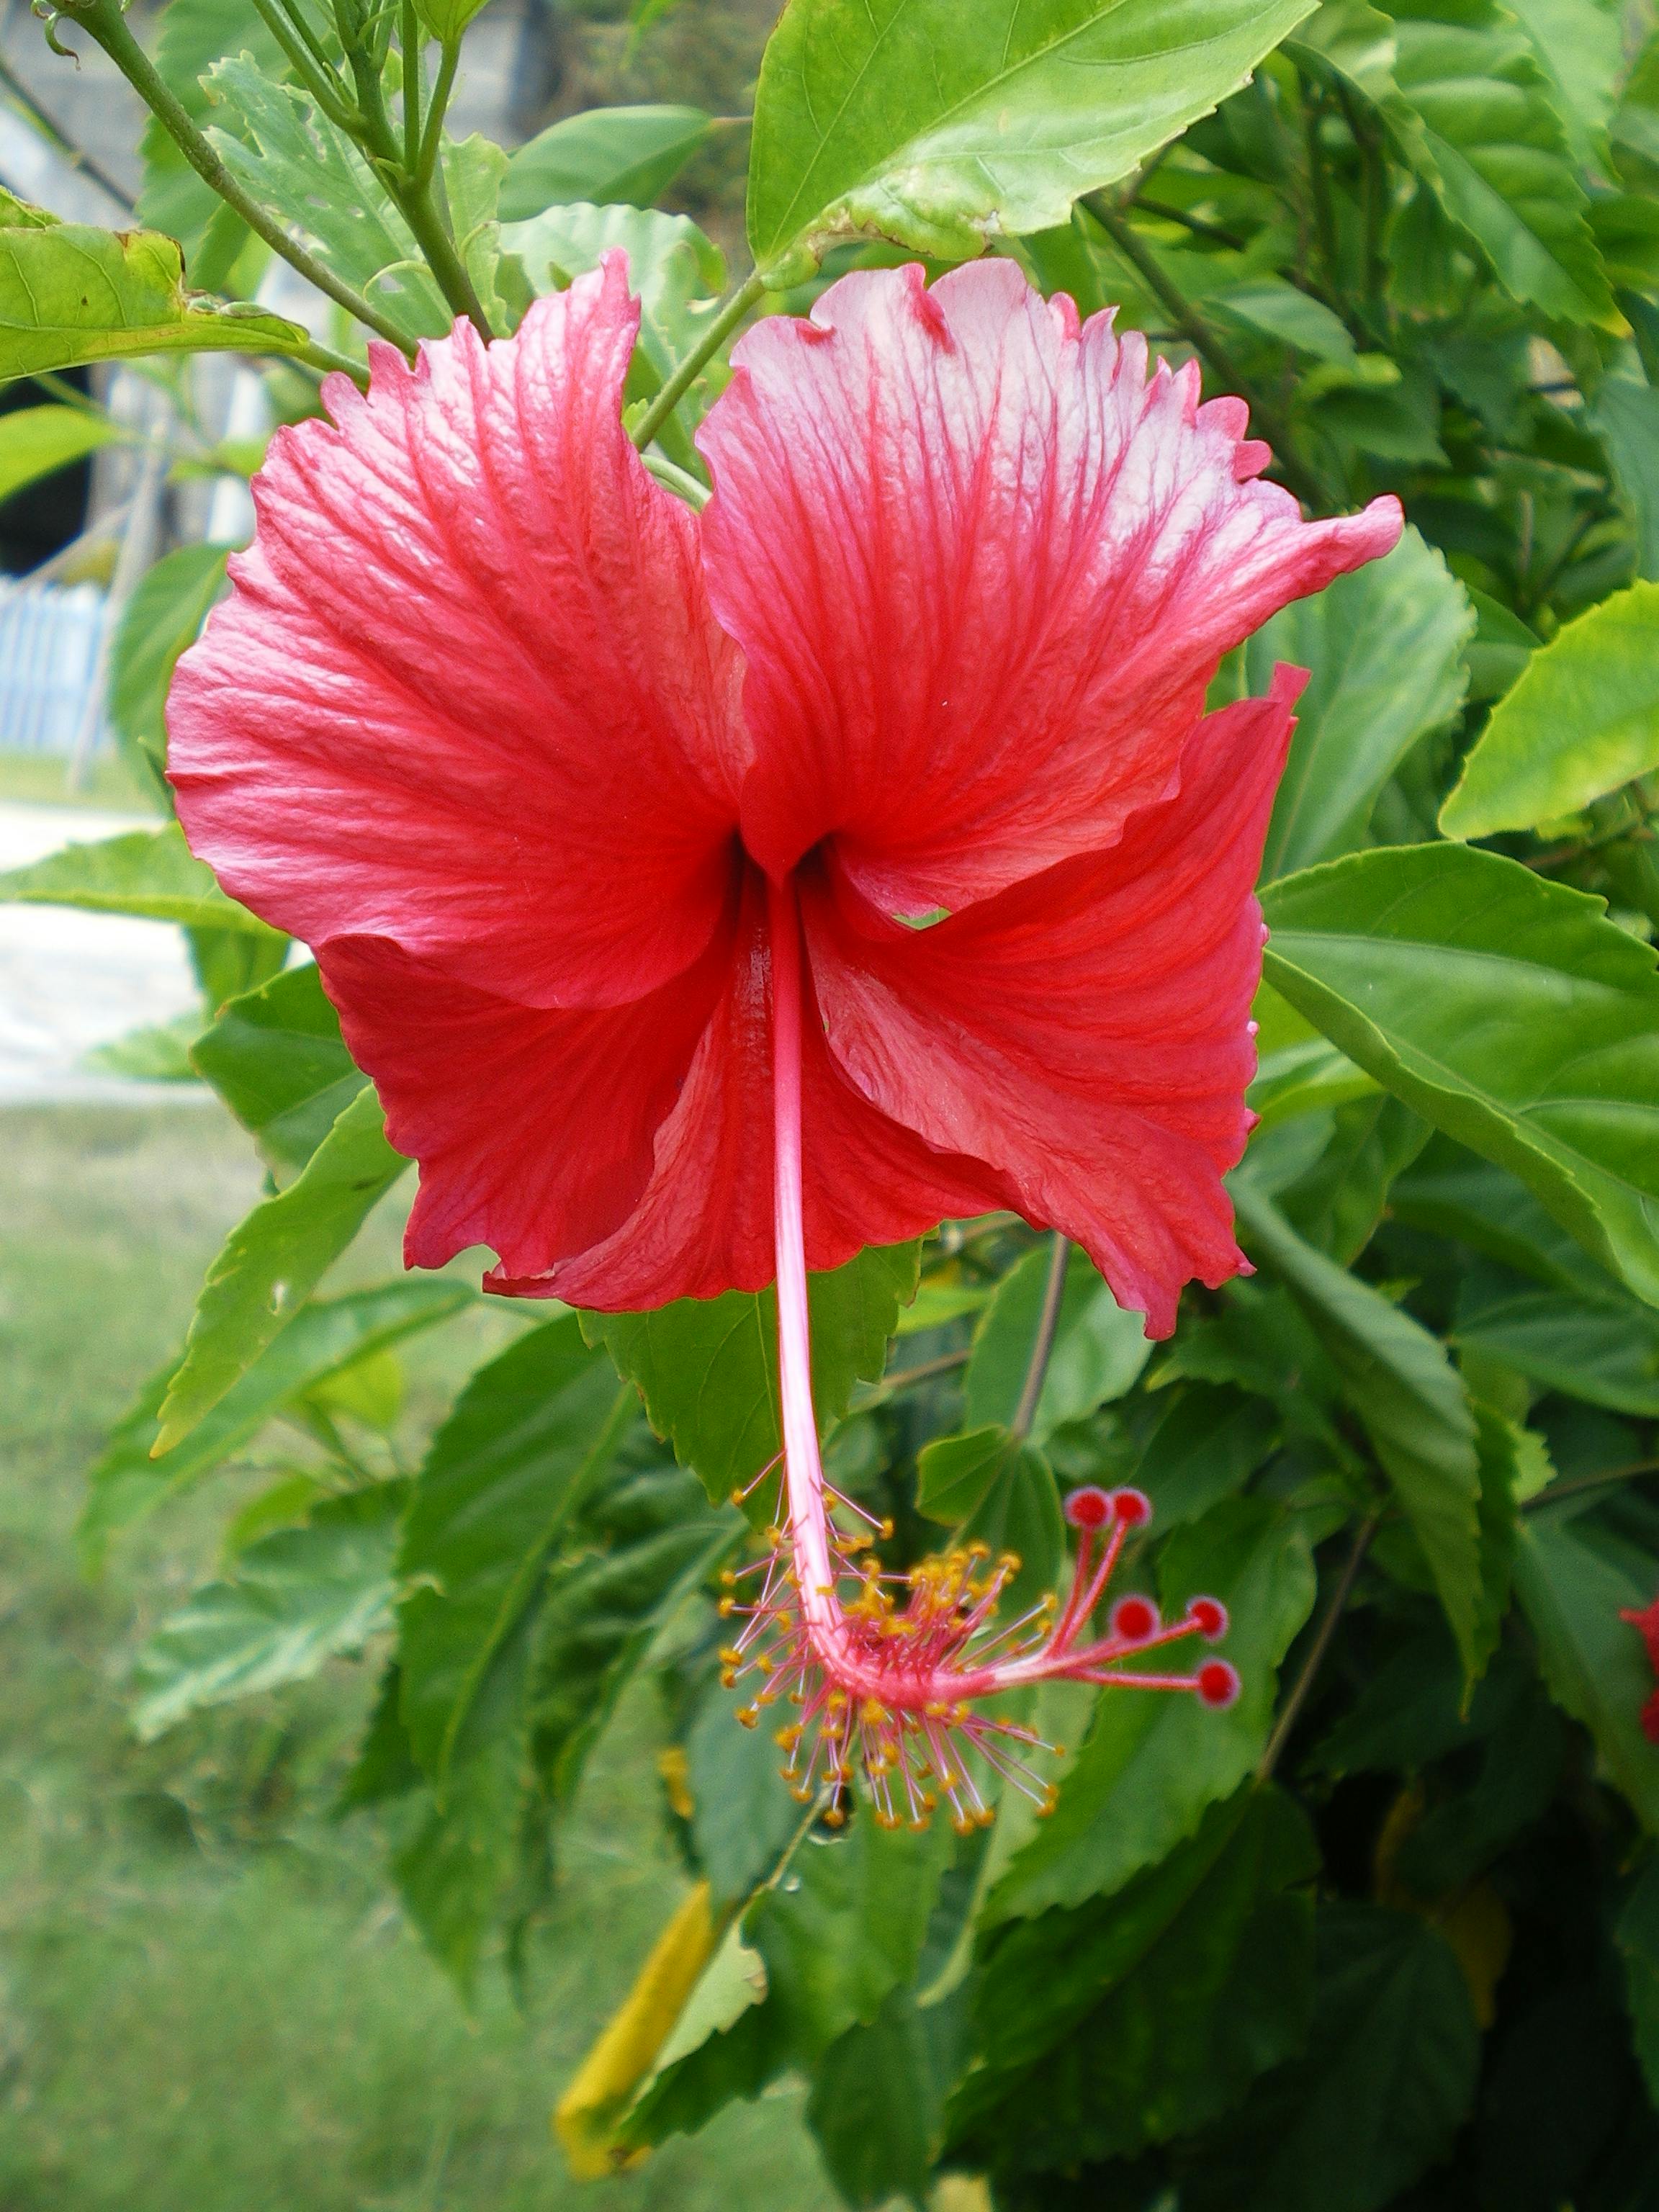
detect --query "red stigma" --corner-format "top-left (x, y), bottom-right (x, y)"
top-left (1197, 1660), bottom-right (1240, 1708)
top-left (1189, 1596), bottom-right (1228, 1640)
top-left (1112, 1595), bottom-right (1159, 1643)
top-left (1065, 1485), bottom-right (1112, 1529)
top-left (1110, 1487), bottom-right (1151, 1528)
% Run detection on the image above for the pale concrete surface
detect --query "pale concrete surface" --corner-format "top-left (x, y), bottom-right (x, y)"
top-left (0, 801), bottom-right (206, 1105)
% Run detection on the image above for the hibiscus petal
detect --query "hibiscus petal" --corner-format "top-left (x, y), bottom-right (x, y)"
top-left (317, 920), bottom-right (735, 1282)
top-left (170, 257), bottom-right (747, 1010)
top-left (700, 259), bottom-right (1398, 917)
top-left (800, 668), bottom-right (1308, 1338)
top-left (529, 873), bottom-right (1007, 1310)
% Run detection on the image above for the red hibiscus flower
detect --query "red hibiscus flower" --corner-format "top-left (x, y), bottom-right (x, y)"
top-left (168, 256), bottom-right (1400, 1826)
top-left (1622, 1598), bottom-right (1659, 1743)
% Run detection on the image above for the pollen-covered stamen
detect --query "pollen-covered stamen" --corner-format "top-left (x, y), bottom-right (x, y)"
top-left (759, 871), bottom-right (1238, 1829)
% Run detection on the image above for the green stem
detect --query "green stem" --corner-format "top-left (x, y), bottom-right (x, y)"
top-left (1081, 194), bottom-right (1327, 511)
top-left (284, 334), bottom-right (372, 382)
top-left (1133, 197), bottom-right (1249, 252)
top-left (0, 48), bottom-right (135, 210)
top-left (1334, 80), bottom-right (1388, 322)
top-left (1011, 1233), bottom-right (1069, 1442)
top-left (246, 0), bottom-right (360, 130)
top-left (1522, 1458), bottom-right (1659, 1512)
top-left (401, 0), bottom-right (421, 173)
top-left (1257, 1514), bottom-right (1377, 1782)
top-left (415, 39), bottom-right (459, 182)
top-left (268, 0), bottom-right (347, 85)
top-left (1300, 85), bottom-right (1341, 295)
top-left (32, 368), bottom-right (106, 413)
top-left (630, 270), bottom-right (768, 452)
top-left (394, 175), bottom-right (496, 335)
top-left (60, 0), bottom-right (415, 351)
top-left (639, 449), bottom-right (711, 509)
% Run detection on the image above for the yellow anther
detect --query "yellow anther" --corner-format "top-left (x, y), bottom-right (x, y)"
top-left (736, 1705), bottom-right (760, 1729)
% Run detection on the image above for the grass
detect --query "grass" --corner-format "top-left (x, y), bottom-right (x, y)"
top-left (0, 749), bottom-right (157, 813)
top-left (0, 1104), bottom-right (836, 2212)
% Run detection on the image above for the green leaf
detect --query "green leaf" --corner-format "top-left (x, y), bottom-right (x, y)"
top-left (1617, 1854), bottom-right (1659, 2105)
top-left (531, 1467), bottom-right (735, 1807)
top-left (746, 0), bottom-right (1318, 271)
top-left (585, 1242), bottom-right (920, 1509)
top-left (1132, 1385), bottom-right (1281, 1532)
top-left (962, 1244), bottom-right (1149, 1442)
top-left (1513, 1509), bottom-right (1659, 1832)
top-left (916, 1425), bottom-right (1019, 1525)
top-left (108, 542), bottom-right (229, 790)
top-left (0, 403), bottom-right (120, 503)
top-left (987, 1496), bottom-right (1317, 1920)
top-left (686, 1681), bottom-right (812, 1912)
top-left (1387, 0), bottom-right (1616, 325)
top-left (86, 1012), bottom-right (203, 1084)
top-left (1456, 1262), bottom-right (1659, 1416)
top-left (413, 0), bottom-right (489, 38)
top-left (1591, 378), bottom-right (1659, 584)
top-left (0, 207), bottom-right (311, 377)
top-left (951, 1787), bottom-right (1317, 2172)
top-left (155, 1087), bottom-right (410, 1451)
top-left (1232, 1181), bottom-right (1482, 1673)
top-left (202, 63), bottom-right (508, 341)
top-left (500, 104), bottom-right (714, 222)
top-left (503, 201), bottom-right (727, 450)
top-left (392, 1319), bottom-right (634, 1992)
top-left (1502, 0), bottom-right (1622, 169)
top-left (138, 0), bottom-right (285, 271)
top-left (1254, 526), bottom-right (1472, 879)
top-left (1440, 580), bottom-right (1659, 837)
top-left (191, 963), bottom-right (367, 1181)
top-left (1213, 276), bottom-right (1359, 362)
top-left (1261, 843), bottom-right (1659, 1310)
top-left (748, 1817), bottom-right (953, 2059)
top-left (1464, 585), bottom-right (1538, 704)
top-left (131, 1485), bottom-right (402, 1738)
top-left (956, 1439), bottom-right (1067, 1618)
top-left (80, 1280), bottom-right (469, 1561)
top-left (1276, 1093), bottom-right (1431, 1264)
top-left (1182, 1903), bottom-right (1480, 2212)
top-left (397, 1318), bottom-right (631, 1781)
top-left (0, 822), bottom-right (270, 933)
top-left (808, 1988), bottom-right (962, 2208)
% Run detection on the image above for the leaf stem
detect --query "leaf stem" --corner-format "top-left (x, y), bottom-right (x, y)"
top-left (853, 1346), bottom-right (972, 1408)
top-left (246, 0), bottom-right (361, 131)
top-left (1010, 1234), bottom-right (1069, 1442)
top-left (415, 39), bottom-right (459, 184)
top-left (400, 0), bottom-right (421, 173)
top-left (1300, 86), bottom-right (1341, 294)
top-left (0, 47), bottom-right (135, 210)
top-left (1521, 1458), bottom-right (1659, 1512)
top-left (629, 269), bottom-right (768, 453)
top-left (1256, 1513), bottom-right (1377, 1781)
top-left (1080, 194), bottom-right (1328, 511)
top-left (59, 0), bottom-right (415, 351)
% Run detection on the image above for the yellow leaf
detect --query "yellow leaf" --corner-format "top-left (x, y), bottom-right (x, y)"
top-left (553, 1881), bottom-right (718, 2179)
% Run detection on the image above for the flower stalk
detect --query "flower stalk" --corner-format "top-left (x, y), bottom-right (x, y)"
top-left (57, 0), bottom-right (417, 351)
top-left (629, 270), bottom-right (770, 454)
top-left (724, 873), bottom-right (1241, 1831)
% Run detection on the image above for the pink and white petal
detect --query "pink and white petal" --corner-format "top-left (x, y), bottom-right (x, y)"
top-left (171, 257), bottom-right (747, 1010)
top-left (699, 258), bottom-right (1399, 917)
top-left (531, 875), bottom-right (1007, 1310)
top-left (800, 670), bottom-right (1307, 1336)
top-left (318, 922), bottom-right (734, 1283)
